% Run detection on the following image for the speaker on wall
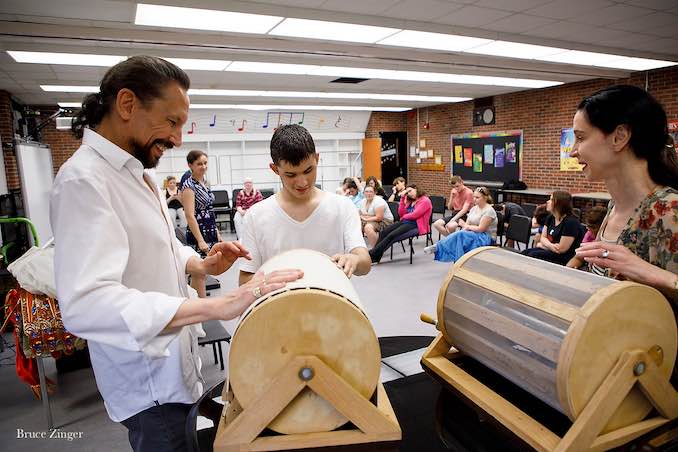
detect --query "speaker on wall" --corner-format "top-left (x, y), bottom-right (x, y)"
top-left (473, 107), bottom-right (495, 126)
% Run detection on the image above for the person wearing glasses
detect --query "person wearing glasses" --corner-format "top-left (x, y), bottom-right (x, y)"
top-left (424, 187), bottom-right (497, 262)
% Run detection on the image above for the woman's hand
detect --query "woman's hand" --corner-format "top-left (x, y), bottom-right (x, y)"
top-left (457, 219), bottom-right (465, 228)
top-left (198, 240), bottom-right (209, 254)
top-left (575, 242), bottom-right (658, 283)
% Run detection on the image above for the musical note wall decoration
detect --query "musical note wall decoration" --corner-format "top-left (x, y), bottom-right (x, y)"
top-left (335, 115), bottom-right (342, 128)
top-left (292, 112), bottom-right (304, 125)
top-left (237, 120), bottom-right (247, 132)
top-left (187, 121), bottom-right (196, 134)
top-left (209, 115), bottom-right (216, 127)
top-left (230, 119), bottom-right (236, 127)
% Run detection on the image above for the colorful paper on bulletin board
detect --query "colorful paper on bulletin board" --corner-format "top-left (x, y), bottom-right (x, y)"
top-left (473, 154), bottom-right (482, 172)
top-left (483, 144), bottom-right (494, 164)
top-left (560, 128), bottom-right (583, 171)
top-left (506, 142), bottom-right (516, 163)
top-left (494, 147), bottom-right (505, 168)
top-left (454, 145), bottom-right (463, 163)
top-left (463, 148), bottom-right (472, 167)
top-left (669, 120), bottom-right (678, 152)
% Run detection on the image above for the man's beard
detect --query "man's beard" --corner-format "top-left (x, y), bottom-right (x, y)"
top-left (131, 139), bottom-right (172, 169)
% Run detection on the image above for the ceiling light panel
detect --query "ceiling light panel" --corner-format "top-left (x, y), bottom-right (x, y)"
top-left (58, 102), bottom-right (83, 108)
top-left (378, 30), bottom-right (491, 52)
top-left (41, 85), bottom-right (99, 92)
top-left (188, 89), bottom-right (469, 102)
top-left (189, 104), bottom-right (410, 111)
top-left (536, 50), bottom-right (621, 66)
top-left (134, 3), bottom-right (283, 33)
top-left (269, 18), bottom-right (399, 43)
top-left (8, 51), bottom-right (126, 66)
top-left (164, 58), bottom-right (231, 71)
top-left (585, 57), bottom-right (676, 71)
top-left (466, 41), bottom-right (567, 59)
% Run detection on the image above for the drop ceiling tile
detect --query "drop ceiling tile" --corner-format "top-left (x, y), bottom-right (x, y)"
top-left (0, 0), bottom-right (134, 22)
top-left (382, 0), bottom-right (464, 21)
top-left (569, 4), bottom-right (654, 26)
top-left (474, 0), bottom-right (552, 12)
top-left (608, 11), bottom-right (678, 33)
top-left (484, 13), bottom-right (557, 33)
top-left (620, 0), bottom-right (678, 11)
top-left (317, 0), bottom-right (402, 15)
top-left (436, 5), bottom-right (514, 27)
top-left (646, 24), bottom-right (678, 39)
top-left (526, 0), bottom-right (614, 20)
top-left (250, 0), bottom-right (327, 7)
top-left (527, 20), bottom-right (602, 40)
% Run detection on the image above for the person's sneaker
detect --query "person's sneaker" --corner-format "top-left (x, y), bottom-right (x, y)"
top-left (423, 244), bottom-right (437, 255)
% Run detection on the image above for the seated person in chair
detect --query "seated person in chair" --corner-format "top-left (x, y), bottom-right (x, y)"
top-left (369, 184), bottom-right (432, 264)
top-left (233, 177), bottom-right (263, 239)
top-left (522, 190), bottom-right (582, 266)
top-left (567, 206), bottom-right (607, 269)
top-left (387, 177), bottom-right (407, 203)
top-left (424, 187), bottom-right (497, 262)
top-left (239, 125), bottom-right (371, 284)
top-left (359, 185), bottom-right (394, 247)
top-left (432, 176), bottom-right (474, 237)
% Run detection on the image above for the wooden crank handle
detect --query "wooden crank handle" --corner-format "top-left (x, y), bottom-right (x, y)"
top-left (420, 313), bottom-right (437, 326)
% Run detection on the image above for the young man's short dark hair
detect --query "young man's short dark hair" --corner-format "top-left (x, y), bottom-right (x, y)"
top-left (270, 124), bottom-right (316, 166)
top-left (346, 180), bottom-right (359, 190)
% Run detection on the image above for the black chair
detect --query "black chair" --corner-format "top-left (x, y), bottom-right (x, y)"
top-left (186, 380), bottom-right (224, 452)
top-left (387, 201), bottom-right (400, 222)
top-left (388, 211), bottom-right (433, 264)
top-left (212, 190), bottom-right (233, 232)
top-left (198, 320), bottom-right (231, 370)
top-left (572, 207), bottom-right (582, 221)
top-left (429, 195), bottom-right (446, 221)
top-left (503, 214), bottom-right (532, 251)
top-left (383, 184), bottom-right (393, 199)
top-left (260, 189), bottom-right (274, 199)
top-left (230, 188), bottom-right (242, 235)
top-left (495, 210), bottom-right (505, 246)
top-left (521, 202), bottom-right (538, 219)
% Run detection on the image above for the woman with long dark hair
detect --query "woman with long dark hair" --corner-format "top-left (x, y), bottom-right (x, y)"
top-left (572, 85), bottom-right (678, 304)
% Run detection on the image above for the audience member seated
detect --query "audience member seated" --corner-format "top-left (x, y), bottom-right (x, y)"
top-left (501, 201), bottom-right (526, 248)
top-left (387, 176), bottom-right (407, 202)
top-left (567, 206), bottom-right (607, 268)
top-left (365, 175), bottom-right (386, 197)
top-left (424, 187), bottom-right (497, 262)
top-left (162, 175), bottom-right (187, 228)
top-left (345, 179), bottom-right (364, 207)
top-left (432, 175), bottom-right (474, 237)
top-left (336, 177), bottom-right (353, 195)
top-left (369, 184), bottom-right (432, 263)
top-left (522, 190), bottom-right (582, 265)
top-left (359, 186), bottom-right (394, 247)
top-left (233, 177), bottom-right (263, 239)
top-left (531, 203), bottom-right (549, 243)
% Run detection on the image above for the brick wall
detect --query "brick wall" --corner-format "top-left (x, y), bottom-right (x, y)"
top-left (365, 111), bottom-right (407, 138)
top-left (367, 65), bottom-right (678, 198)
top-left (36, 108), bottom-right (82, 175)
top-left (0, 90), bottom-right (20, 190)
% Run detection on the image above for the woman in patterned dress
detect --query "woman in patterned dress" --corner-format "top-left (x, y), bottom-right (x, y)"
top-left (182, 149), bottom-right (221, 297)
top-left (571, 85), bottom-right (678, 308)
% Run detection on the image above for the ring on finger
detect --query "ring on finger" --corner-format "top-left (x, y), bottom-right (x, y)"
top-left (252, 286), bottom-right (262, 298)
top-left (601, 249), bottom-right (610, 258)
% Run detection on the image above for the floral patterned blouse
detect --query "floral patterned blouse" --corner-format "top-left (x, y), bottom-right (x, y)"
top-left (598, 186), bottom-right (678, 304)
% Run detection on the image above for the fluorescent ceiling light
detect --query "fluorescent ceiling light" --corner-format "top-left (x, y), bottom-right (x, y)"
top-left (226, 61), bottom-right (562, 88)
top-left (41, 85), bottom-right (98, 93)
top-left (135, 3), bottom-right (283, 33)
top-left (164, 58), bottom-right (231, 71)
top-left (537, 50), bottom-right (621, 66)
top-left (269, 18), bottom-right (398, 43)
top-left (585, 57), bottom-right (676, 71)
top-left (189, 104), bottom-right (410, 111)
top-left (8, 51), bottom-right (125, 66)
top-left (58, 102), bottom-right (83, 108)
top-left (188, 89), bottom-right (469, 102)
top-left (466, 41), bottom-right (567, 59)
top-left (378, 30), bottom-right (491, 52)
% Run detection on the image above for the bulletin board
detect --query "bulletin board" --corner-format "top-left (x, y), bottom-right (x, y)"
top-left (451, 130), bottom-right (522, 183)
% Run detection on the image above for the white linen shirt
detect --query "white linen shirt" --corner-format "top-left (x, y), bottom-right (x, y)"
top-left (50, 129), bottom-right (203, 422)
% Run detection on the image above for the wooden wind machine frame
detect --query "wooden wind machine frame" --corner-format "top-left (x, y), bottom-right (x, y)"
top-left (421, 247), bottom-right (678, 451)
top-left (213, 250), bottom-right (401, 451)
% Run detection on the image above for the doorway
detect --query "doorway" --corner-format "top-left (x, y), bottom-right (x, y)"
top-left (379, 131), bottom-right (408, 185)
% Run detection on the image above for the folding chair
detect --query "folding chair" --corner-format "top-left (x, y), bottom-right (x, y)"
top-left (503, 214), bottom-right (532, 251)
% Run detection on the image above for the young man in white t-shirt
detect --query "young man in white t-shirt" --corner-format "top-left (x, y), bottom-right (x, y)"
top-left (239, 125), bottom-right (371, 285)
